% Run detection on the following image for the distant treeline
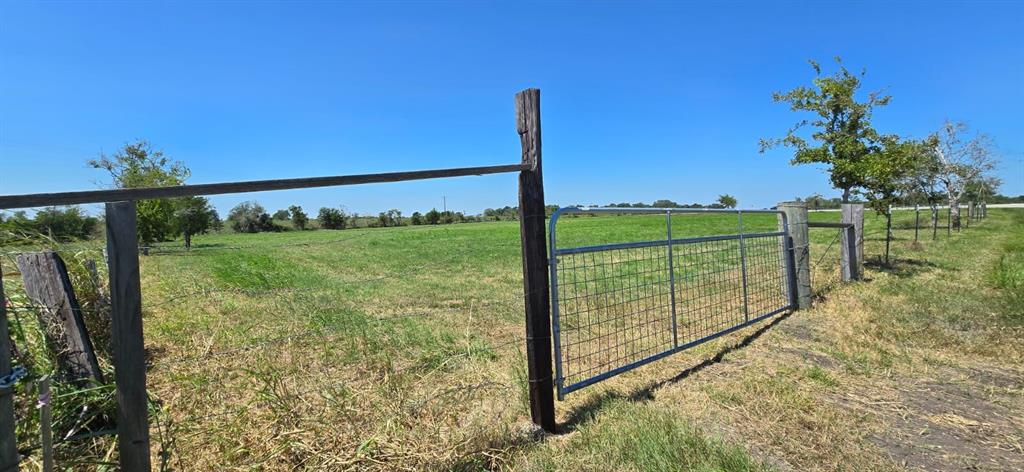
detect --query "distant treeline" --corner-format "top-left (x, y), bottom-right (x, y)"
top-left (6, 192), bottom-right (1020, 244)
top-left (796, 192), bottom-right (1023, 210)
top-left (0, 207), bottom-right (100, 243)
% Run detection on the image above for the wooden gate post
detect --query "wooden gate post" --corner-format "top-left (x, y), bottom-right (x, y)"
top-left (778, 202), bottom-right (811, 309)
top-left (841, 203), bottom-right (864, 280)
top-left (105, 202), bottom-right (151, 471)
top-left (0, 263), bottom-right (20, 472)
top-left (515, 88), bottom-right (556, 433)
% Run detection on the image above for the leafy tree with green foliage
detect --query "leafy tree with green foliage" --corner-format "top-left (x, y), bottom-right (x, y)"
top-left (425, 208), bottom-right (441, 225)
top-left (717, 194), bottom-right (738, 209)
top-left (175, 196), bottom-right (218, 249)
top-left (318, 207), bottom-right (348, 230)
top-left (272, 209), bottom-right (291, 221)
top-left (860, 137), bottom-right (923, 264)
top-left (387, 209), bottom-right (402, 226)
top-left (289, 205), bottom-right (309, 230)
top-left (760, 58), bottom-right (891, 202)
top-left (651, 199), bottom-right (680, 208)
top-left (88, 140), bottom-right (190, 244)
top-left (903, 134), bottom-right (946, 239)
top-left (1, 207), bottom-right (99, 242)
top-left (376, 209), bottom-right (402, 227)
top-left (410, 212), bottom-right (424, 225)
top-left (228, 201), bottom-right (279, 233)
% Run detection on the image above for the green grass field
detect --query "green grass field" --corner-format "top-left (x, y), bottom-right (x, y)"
top-left (6, 208), bottom-right (1023, 470)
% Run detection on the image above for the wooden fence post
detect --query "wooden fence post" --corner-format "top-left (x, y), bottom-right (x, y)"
top-left (38, 376), bottom-right (53, 472)
top-left (515, 88), bottom-right (556, 433)
top-left (947, 207), bottom-right (952, 236)
top-left (105, 202), bottom-right (151, 471)
top-left (0, 264), bottom-right (20, 472)
top-left (778, 202), bottom-right (811, 309)
top-left (841, 204), bottom-right (864, 279)
top-left (15, 252), bottom-right (103, 382)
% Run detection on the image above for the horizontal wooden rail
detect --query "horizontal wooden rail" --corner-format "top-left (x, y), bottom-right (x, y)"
top-left (807, 222), bottom-right (854, 229)
top-left (0, 163), bottom-right (528, 210)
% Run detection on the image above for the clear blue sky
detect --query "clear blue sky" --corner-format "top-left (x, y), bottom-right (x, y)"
top-left (2, 1), bottom-right (1022, 216)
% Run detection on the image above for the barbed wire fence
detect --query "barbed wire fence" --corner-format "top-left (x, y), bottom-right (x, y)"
top-left (4, 240), bottom-right (548, 470)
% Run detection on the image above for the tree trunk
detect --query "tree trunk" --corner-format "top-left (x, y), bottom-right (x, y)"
top-left (885, 207), bottom-right (892, 266)
top-left (842, 187), bottom-right (851, 203)
top-left (914, 204), bottom-right (920, 242)
top-left (931, 205), bottom-right (938, 240)
top-left (184, 230), bottom-right (192, 250)
top-left (949, 197), bottom-right (961, 231)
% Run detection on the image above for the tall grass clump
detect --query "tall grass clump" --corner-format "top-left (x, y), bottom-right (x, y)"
top-left (2, 229), bottom-right (118, 467)
top-left (990, 240), bottom-right (1024, 322)
top-left (528, 400), bottom-right (770, 471)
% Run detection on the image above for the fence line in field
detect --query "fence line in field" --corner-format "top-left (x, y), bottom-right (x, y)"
top-left (9, 86), bottom-right (999, 468)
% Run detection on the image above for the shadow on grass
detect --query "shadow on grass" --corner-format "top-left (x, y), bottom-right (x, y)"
top-left (865, 257), bottom-right (944, 278)
top-left (559, 311), bottom-right (793, 433)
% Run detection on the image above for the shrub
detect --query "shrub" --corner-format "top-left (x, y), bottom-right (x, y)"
top-left (289, 205), bottom-right (309, 230)
top-left (1, 207), bottom-right (99, 242)
top-left (228, 201), bottom-right (280, 233)
top-left (318, 207), bottom-right (348, 230)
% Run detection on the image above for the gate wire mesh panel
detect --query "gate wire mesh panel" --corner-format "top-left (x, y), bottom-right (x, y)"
top-left (549, 208), bottom-right (796, 398)
top-left (554, 244), bottom-right (675, 393)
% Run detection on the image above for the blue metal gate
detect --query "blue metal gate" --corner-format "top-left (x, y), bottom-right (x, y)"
top-left (548, 207), bottom-right (797, 399)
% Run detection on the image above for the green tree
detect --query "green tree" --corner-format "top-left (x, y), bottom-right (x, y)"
top-left (272, 209), bottom-right (291, 221)
top-left (175, 197), bottom-right (218, 249)
top-left (318, 207), bottom-right (348, 230)
top-left (804, 193), bottom-right (826, 210)
top-left (760, 58), bottom-right (891, 202)
top-left (228, 201), bottom-right (278, 233)
top-left (410, 211), bottom-right (424, 225)
top-left (4, 207), bottom-right (100, 242)
top-left (860, 137), bottom-right (922, 264)
top-left (425, 208), bottom-right (441, 225)
top-left (387, 209), bottom-right (402, 226)
top-left (88, 140), bottom-right (190, 244)
top-left (716, 194), bottom-right (738, 209)
top-left (289, 205), bottom-right (309, 230)
top-left (904, 135), bottom-right (946, 239)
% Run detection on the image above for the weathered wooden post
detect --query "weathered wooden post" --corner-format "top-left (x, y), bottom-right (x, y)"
top-left (0, 263), bottom-right (20, 472)
top-left (38, 376), bottom-right (54, 472)
top-left (839, 203), bottom-right (864, 280)
top-left (105, 201), bottom-right (151, 471)
top-left (966, 201), bottom-right (973, 228)
top-left (15, 252), bottom-right (103, 382)
top-left (982, 201), bottom-right (987, 218)
top-left (515, 89), bottom-right (556, 433)
top-left (778, 202), bottom-right (811, 309)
